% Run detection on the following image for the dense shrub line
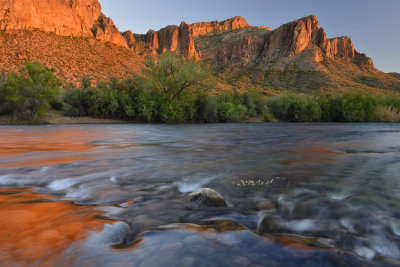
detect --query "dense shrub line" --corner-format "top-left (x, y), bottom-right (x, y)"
top-left (264, 91), bottom-right (400, 122)
top-left (63, 84), bottom-right (266, 123)
top-left (1, 59), bottom-right (400, 123)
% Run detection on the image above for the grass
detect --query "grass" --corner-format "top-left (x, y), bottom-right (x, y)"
top-left (374, 105), bottom-right (400, 122)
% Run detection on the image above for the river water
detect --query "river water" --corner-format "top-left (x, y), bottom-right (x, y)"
top-left (0, 123), bottom-right (399, 266)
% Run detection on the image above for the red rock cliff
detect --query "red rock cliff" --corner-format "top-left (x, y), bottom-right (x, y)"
top-left (0, 0), bottom-right (128, 47)
top-left (0, 0), bottom-right (101, 36)
top-left (198, 15), bottom-right (373, 70)
top-left (190, 16), bottom-right (250, 37)
top-left (91, 13), bottom-right (128, 48)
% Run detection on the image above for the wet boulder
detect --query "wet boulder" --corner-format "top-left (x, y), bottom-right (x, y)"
top-left (258, 214), bottom-right (285, 233)
top-left (186, 188), bottom-right (227, 208)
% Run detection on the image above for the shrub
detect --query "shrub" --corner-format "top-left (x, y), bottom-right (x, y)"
top-left (318, 93), bottom-right (345, 122)
top-left (63, 87), bottom-right (135, 120)
top-left (266, 94), bottom-right (321, 122)
top-left (62, 88), bottom-right (92, 117)
top-left (197, 95), bottom-right (218, 122)
top-left (218, 102), bottom-right (248, 122)
top-left (263, 106), bottom-right (277, 122)
top-left (0, 62), bottom-right (61, 120)
top-left (340, 91), bottom-right (375, 122)
top-left (374, 105), bottom-right (400, 122)
top-left (159, 100), bottom-right (185, 123)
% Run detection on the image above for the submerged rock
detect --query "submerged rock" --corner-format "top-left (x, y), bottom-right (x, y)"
top-left (259, 214), bottom-right (285, 233)
top-left (186, 188), bottom-right (227, 208)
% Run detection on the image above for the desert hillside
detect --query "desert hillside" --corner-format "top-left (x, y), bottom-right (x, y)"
top-left (0, 0), bottom-right (398, 93)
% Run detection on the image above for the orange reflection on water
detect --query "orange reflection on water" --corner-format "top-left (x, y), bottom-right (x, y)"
top-left (282, 145), bottom-right (344, 167)
top-left (0, 188), bottom-right (107, 266)
top-left (0, 128), bottom-right (99, 168)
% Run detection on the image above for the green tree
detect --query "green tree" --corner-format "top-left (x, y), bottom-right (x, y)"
top-left (143, 52), bottom-right (215, 100)
top-left (0, 62), bottom-right (61, 120)
top-left (341, 91), bottom-right (375, 122)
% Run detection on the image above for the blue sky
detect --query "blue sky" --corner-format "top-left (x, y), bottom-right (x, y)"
top-left (99, 0), bottom-right (400, 73)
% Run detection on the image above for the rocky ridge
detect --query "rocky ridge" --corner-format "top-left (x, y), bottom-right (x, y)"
top-left (197, 15), bottom-right (374, 70)
top-left (0, 0), bottom-right (398, 93)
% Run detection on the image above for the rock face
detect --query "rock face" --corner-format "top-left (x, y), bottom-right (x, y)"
top-left (91, 13), bottom-right (128, 48)
top-left (0, 0), bottom-right (101, 36)
top-left (195, 15), bottom-right (375, 73)
top-left (190, 16), bottom-right (250, 37)
top-left (132, 16), bottom-right (257, 60)
top-left (122, 30), bottom-right (136, 49)
top-left (0, 0), bottom-right (128, 47)
top-left (186, 188), bottom-right (227, 208)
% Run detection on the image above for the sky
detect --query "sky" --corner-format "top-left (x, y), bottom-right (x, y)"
top-left (99, 0), bottom-right (400, 73)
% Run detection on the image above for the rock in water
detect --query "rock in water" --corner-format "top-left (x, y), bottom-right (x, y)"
top-left (186, 188), bottom-right (227, 208)
top-left (259, 214), bottom-right (284, 233)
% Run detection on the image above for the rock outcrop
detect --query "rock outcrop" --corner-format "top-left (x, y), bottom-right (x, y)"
top-left (122, 30), bottom-right (136, 49)
top-left (0, 0), bottom-right (101, 36)
top-left (131, 17), bottom-right (258, 60)
top-left (0, 0), bottom-right (128, 47)
top-left (196, 15), bottom-right (374, 71)
top-left (190, 16), bottom-right (250, 37)
top-left (91, 13), bottom-right (128, 48)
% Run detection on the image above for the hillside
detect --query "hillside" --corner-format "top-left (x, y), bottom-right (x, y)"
top-left (0, 30), bottom-right (142, 85)
top-left (0, 0), bottom-right (398, 94)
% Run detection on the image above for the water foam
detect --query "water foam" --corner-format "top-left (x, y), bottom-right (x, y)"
top-left (355, 247), bottom-right (376, 260)
top-left (47, 178), bottom-right (79, 191)
top-left (285, 219), bottom-right (317, 232)
top-left (176, 174), bottom-right (221, 193)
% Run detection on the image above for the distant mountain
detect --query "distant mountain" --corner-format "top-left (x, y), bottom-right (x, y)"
top-left (0, 0), bottom-right (398, 93)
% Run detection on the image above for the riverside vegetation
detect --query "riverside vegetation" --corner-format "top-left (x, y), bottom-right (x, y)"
top-left (1, 53), bottom-right (400, 124)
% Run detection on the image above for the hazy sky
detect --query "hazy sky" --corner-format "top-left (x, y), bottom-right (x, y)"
top-left (99, 0), bottom-right (400, 73)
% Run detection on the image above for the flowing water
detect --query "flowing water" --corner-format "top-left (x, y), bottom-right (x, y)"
top-left (0, 123), bottom-right (400, 266)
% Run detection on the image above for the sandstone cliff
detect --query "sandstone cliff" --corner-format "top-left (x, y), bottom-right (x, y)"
top-left (197, 15), bottom-right (373, 69)
top-left (131, 16), bottom-right (258, 60)
top-left (0, 0), bottom-right (101, 36)
top-left (190, 16), bottom-right (250, 37)
top-left (91, 13), bottom-right (128, 48)
top-left (0, 0), bottom-right (127, 47)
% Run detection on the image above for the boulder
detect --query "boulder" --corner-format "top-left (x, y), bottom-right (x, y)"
top-left (186, 188), bottom-right (227, 208)
top-left (258, 214), bottom-right (284, 233)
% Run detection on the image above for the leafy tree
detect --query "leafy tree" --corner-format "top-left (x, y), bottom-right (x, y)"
top-left (0, 62), bottom-right (61, 120)
top-left (218, 102), bottom-right (248, 122)
top-left (143, 52), bottom-right (215, 100)
top-left (197, 95), bottom-right (219, 122)
top-left (266, 94), bottom-right (321, 122)
top-left (340, 91), bottom-right (375, 122)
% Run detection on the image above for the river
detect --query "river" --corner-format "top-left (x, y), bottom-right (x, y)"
top-left (0, 123), bottom-right (399, 266)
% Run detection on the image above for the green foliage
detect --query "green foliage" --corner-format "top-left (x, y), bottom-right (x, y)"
top-left (196, 95), bottom-right (219, 122)
top-left (374, 105), bottom-right (400, 122)
top-left (340, 91), bottom-right (375, 122)
top-left (218, 101), bottom-right (248, 122)
top-left (143, 52), bottom-right (215, 100)
top-left (63, 86), bottom-right (135, 120)
top-left (0, 61), bottom-right (61, 120)
top-left (81, 75), bottom-right (92, 89)
top-left (265, 90), bottom-right (400, 123)
top-left (263, 106), bottom-right (277, 122)
top-left (266, 94), bottom-right (321, 122)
